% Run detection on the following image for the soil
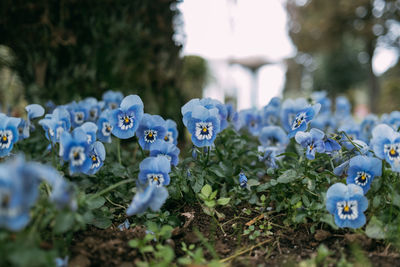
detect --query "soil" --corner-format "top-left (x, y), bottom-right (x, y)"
top-left (68, 204), bottom-right (400, 267)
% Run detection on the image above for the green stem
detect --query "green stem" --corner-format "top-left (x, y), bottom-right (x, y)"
top-left (89, 178), bottom-right (135, 200)
top-left (117, 138), bottom-right (122, 165)
top-left (340, 131), bottom-right (362, 154)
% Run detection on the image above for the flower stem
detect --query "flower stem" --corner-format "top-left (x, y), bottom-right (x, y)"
top-left (117, 138), bottom-right (122, 165)
top-left (340, 131), bottom-right (362, 154)
top-left (89, 178), bottom-right (135, 200)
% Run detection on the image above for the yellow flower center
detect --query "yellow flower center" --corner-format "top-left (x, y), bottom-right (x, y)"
top-left (344, 205), bottom-right (350, 212)
top-left (164, 135), bottom-right (168, 141)
top-left (148, 132), bottom-right (153, 138)
top-left (92, 155), bottom-right (97, 162)
top-left (2, 136), bottom-right (7, 142)
top-left (202, 127), bottom-right (208, 133)
top-left (390, 148), bottom-right (396, 156)
top-left (124, 117), bottom-right (130, 124)
top-left (361, 174), bottom-right (366, 181)
top-left (297, 119), bottom-right (302, 126)
top-left (153, 176), bottom-right (159, 181)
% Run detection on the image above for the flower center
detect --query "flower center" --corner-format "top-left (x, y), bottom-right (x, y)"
top-left (118, 115), bottom-right (134, 130)
top-left (384, 143), bottom-right (400, 160)
top-left (92, 155), bottom-right (97, 162)
top-left (144, 130), bottom-right (157, 143)
top-left (195, 122), bottom-right (213, 140)
top-left (147, 173), bottom-right (164, 186)
top-left (337, 200), bottom-right (358, 220)
top-left (69, 146), bottom-right (86, 166)
top-left (0, 130), bottom-right (13, 149)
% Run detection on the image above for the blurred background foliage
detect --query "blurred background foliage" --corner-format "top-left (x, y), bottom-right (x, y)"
top-left (0, 0), bottom-right (208, 129)
top-left (285, 0), bottom-right (400, 113)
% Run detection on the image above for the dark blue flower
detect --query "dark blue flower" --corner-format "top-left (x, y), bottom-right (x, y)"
top-left (149, 141), bottom-right (180, 166)
top-left (102, 90), bottom-right (124, 110)
top-left (126, 184), bottom-right (168, 216)
top-left (108, 95), bottom-right (144, 139)
top-left (59, 128), bottom-right (92, 175)
top-left (0, 113), bottom-right (21, 157)
top-left (137, 114), bottom-right (167, 150)
top-left (138, 156), bottom-right (171, 186)
top-left (164, 119), bottom-right (178, 145)
top-left (295, 128), bottom-right (325, 160)
top-left (371, 124), bottom-right (400, 172)
top-left (288, 103), bottom-right (321, 138)
top-left (346, 155), bottom-right (381, 194)
top-left (326, 183), bottom-right (368, 229)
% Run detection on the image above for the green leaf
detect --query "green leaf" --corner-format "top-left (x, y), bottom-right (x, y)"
top-left (277, 169), bottom-right (297, 183)
top-left (128, 239), bottom-right (140, 248)
top-left (372, 196), bottom-right (381, 208)
top-left (392, 193), bottom-right (400, 208)
top-left (86, 195), bottom-right (105, 210)
top-left (302, 195), bottom-right (310, 207)
top-left (54, 212), bottom-right (75, 234)
top-left (91, 216), bottom-right (112, 229)
top-left (201, 184), bottom-right (212, 198)
top-left (217, 197), bottom-right (230, 206)
top-left (320, 214), bottom-right (338, 230)
top-left (204, 200), bottom-right (216, 208)
top-left (365, 216), bottom-right (387, 239)
top-left (247, 179), bottom-right (260, 187)
top-left (192, 175), bottom-right (204, 193)
top-left (209, 190), bottom-right (218, 200)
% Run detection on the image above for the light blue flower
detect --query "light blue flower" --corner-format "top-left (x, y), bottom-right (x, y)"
top-left (295, 128), bottom-right (325, 160)
top-left (78, 122), bottom-right (98, 145)
top-left (18, 104), bottom-right (45, 140)
top-left (338, 122), bottom-right (361, 150)
top-left (126, 184), bottom-right (168, 216)
top-left (333, 160), bottom-right (350, 176)
top-left (117, 219), bottom-right (130, 231)
top-left (108, 95), bottom-right (144, 139)
top-left (237, 108), bottom-right (262, 136)
top-left (323, 137), bottom-right (341, 154)
top-left (258, 146), bottom-right (279, 168)
top-left (187, 105), bottom-right (221, 147)
top-left (346, 155), bottom-right (382, 194)
top-left (225, 103), bottom-right (238, 123)
top-left (39, 107), bottom-right (71, 144)
top-left (149, 141), bottom-right (180, 166)
top-left (102, 90), bottom-right (124, 110)
top-left (96, 110), bottom-right (113, 143)
top-left (288, 103), bottom-right (321, 138)
top-left (360, 114), bottom-right (378, 143)
top-left (59, 128), bottom-right (92, 175)
top-left (84, 141), bottom-right (106, 175)
top-left (386, 111), bottom-right (400, 131)
top-left (0, 114), bottom-right (21, 157)
top-left (259, 126), bottom-right (289, 153)
top-left (0, 155), bottom-right (74, 231)
top-left (335, 96), bottom-right (351, 119)
top-left (55, 256), bottom-right (69, 267)
top-left (326, 183), bottom-right (368, 229)
top-left (67, 101), bottom-right (89, 128)
top-left (164, 119), bottom-right (178, 145)
top-left (239, 173), bottom-right (247, 188)
top-left (137, 114), bottom-right (167, 150)
top-left (371, 124), bottom-right (400, 172)
top-left (261, 98), bottom-right (281, 126)
top-left (82, 97), bottom-right (102, 122)
top-left (138, 156), bottom-right (171, 186)
top-left (280, 98), bottom-right (308, 133)
top-left (312, 91), bottom-right (331, 115)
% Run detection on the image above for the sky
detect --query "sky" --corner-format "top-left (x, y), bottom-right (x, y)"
top-left (178, 0), bottom-right (398, 110)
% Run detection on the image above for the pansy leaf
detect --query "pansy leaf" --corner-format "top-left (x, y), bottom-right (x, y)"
top-left (365, 216), bottom-right (387, 239)
top-left (277, 169), bottom-right (297, 183)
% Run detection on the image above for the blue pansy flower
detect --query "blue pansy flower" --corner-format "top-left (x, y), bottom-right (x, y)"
top-left (84, 141), bottom-right (106, 175)
top-left (126, 184), bottom-right (168, 216)
top-left (312, 91), bottom-right (331, 115)
top-left (108, 95), bottom-right (144, 139)
top-left (96, 110), bottom-right (113, 143)
top-left (82, 97), bottom-right (102, 122)
top-left (334, 160), bottom-right (350, 176)
top-left (385, 111), bottom-right (400, 131)
top-left (39, 107), bottom-right (71, 144)
top-left (164, 119), bottom-right (178, 145)
top-left (280, 98), bottom-right (308, 133)
top-left (149, 141), bottom-right (180, 166)
top-left (187, 105), bottom-right (221, 147)
top-left (138, 156), bottom-right (171, 186)
top-left (335, 96), bottom-right (351, 119)
top-left (338, 122), bottom-right (361, 150)
top-left (67, 101), bottom-right (89, 128)
top-left (258, 146), bottom-right (279, 168)
top-left (259, 126), bottom-right (289, 153)
top-left (371, 124), bottom-right (400, 172)
top-left (346, 155), bottom-right (382, 194)
top-left (79, 122), bottom-right (98, 144)
top-left (59, 128), bottom-right (92, 175)
top-left (237, 108), bottom-right (262, 136)
top-left (288, 103), bottom-right (321, 138)
top-left (18, 104), bottom-right (45, 140)
top-left (137, 114), bottom-right (167, 150)
top-left (0, 114), bottom-right (21, 157)
top-left (239, 173), bottom-right (247, 188)
top-left (295, 128), bottom-right (325, 160)
top-left (323, 137), bottom-right (341, 154)
top-left (359, 114), bottom-right (378, 143)
top-left (55, 256), bottom-right (69, 267)
top-left (102, 90), bottom-right (124, 110)
top-left (262, 98), bottom-right (281, 126)
top-left (326, 183), bottom-right (368, 229)
top-left (225, 103), bottom-right (238, 123)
